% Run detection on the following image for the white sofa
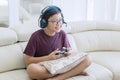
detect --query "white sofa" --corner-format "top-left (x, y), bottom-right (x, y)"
top-left (0, 21), bottom-right (120, 80)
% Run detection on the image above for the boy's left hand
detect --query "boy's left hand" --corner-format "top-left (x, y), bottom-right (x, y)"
top-left (64, 47), bottom-right (71, 56)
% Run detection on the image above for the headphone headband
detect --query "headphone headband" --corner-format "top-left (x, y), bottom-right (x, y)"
top-left (41, 6), bottom-right (51, 14)
top-left (41, 6), bottom-right (61, 16)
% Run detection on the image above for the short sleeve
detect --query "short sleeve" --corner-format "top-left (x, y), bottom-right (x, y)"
top-left (24, 33), bottom-right (37, 56)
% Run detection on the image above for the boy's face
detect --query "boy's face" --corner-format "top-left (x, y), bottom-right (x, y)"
top-left (47, 13), bottom-right (63, 32)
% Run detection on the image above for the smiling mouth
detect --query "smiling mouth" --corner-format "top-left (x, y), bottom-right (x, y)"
top-left (55, 27), bottom-right (61, 32)
top-left (55, 27), bottom-right (60, 30)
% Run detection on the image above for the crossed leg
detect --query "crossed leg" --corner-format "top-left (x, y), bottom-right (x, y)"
top-left (46, 55), bottom-right (91, 80)
top-left (26, 64), bottom-right (53, 80)
top-left (26, 55), bottom-right (92, 80)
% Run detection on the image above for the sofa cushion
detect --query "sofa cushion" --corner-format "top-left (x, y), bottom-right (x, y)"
top-left (69, 21), bottom-right (120, 34)
top-left (18, 42), bottom-right (28, 52)
top-left (67, 34), bottom-right (78, 52)
top-left (11, 23), bottom-right (39, 42)
top-left (90, 52), bottom-right (120, 80)
top-left (73, 31), bottom-right (120, 52)
top-left (0, 69), bottom-right (31, 80)
top-left (0, 44), bottom-right (25, 72)
top-left (66, 63), bottom-right (113, 80)
top-left (96, 21), bottom-right (120, 31)
top-left (61, 24), bottom-right (71, 33)
top-left (68, 21), bottom-right (96, 33)
top-left (0, 28), bottom-right (17, 46)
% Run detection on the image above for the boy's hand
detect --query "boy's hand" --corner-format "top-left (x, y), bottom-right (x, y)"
top-left (63, 47), bottom-right (72, 56)
top-left (48, 49), bottom-right (60, 60)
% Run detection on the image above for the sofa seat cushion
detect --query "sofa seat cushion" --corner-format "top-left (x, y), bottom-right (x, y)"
top-left (66, 63), bottom-right (113, 80)
top-left (90, 52), bottom-right (120, 80)
top-left (0, 69), bottom-right (31, 80)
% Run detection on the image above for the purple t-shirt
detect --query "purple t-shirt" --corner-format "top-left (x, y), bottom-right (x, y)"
top-left (24, 29), bottom-right (71, 57)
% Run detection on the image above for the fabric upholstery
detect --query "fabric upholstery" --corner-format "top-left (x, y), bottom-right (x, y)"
top-left (0, 28), bottom-right (17, 46)
top-left (0, 69), bottom-right (31, 80)
top-left (0, 44), bottom-right (25, 72)
top-left (72, 31), bottom-right (120, 52)
top-left (90, 52), bottom-right (120, 80)
top-left (67, 34), bottom-right (78, 52)
top-left (11, 24), bottom-right (39, 41)
top-left (0, 21), bottom-right (120, 80)
top-left (67, 63), bottom-right (113, 80)
top-left (18, 42), bottom-right (28, 52)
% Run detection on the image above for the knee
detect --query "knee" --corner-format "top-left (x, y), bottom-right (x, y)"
top-left (26, 63), bottom-right (41, 78)
top-left (27, 63), bottom-right (52, 79)
top-left (84, 55), bottom-right (92, 66)
top-left (27, 63), bottom-right (40, 73)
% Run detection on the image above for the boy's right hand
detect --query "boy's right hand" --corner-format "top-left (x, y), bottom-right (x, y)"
top-left (48, 49), bottom-right (60, 60)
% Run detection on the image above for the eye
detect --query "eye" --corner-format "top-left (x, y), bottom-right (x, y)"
top-left (48, 19), bottom-right (63, 25)
top-left (51, 21), bottom-right (57, 24)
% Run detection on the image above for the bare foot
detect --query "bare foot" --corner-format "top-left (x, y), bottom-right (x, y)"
top-left (46, 78), bottom-right (52, 80)
top-left (46, 75), bottom-right (63, 80)
top-left (46, 75), bottom-right (61, 80)
top-left (46, 72), bottom-right (88, 80)
top-left (46, 78), bottom-right (59, 80)
top-left (80, 71), bottom-right (88, 76)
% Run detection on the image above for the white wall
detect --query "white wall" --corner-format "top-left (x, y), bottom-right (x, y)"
top-left (52, 0), bottom-right (87, 22)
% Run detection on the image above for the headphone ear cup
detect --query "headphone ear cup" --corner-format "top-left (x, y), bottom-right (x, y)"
top-left (62, 18), bottom-right (64, 23)
top-left (40, 19), bottom-right (46, 28)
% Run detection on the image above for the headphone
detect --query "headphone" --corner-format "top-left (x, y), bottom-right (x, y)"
top-left (38, 6), bottom-right (66, 28)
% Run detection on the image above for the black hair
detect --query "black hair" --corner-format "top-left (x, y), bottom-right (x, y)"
top-left (38, 6), bottom-right (65, 28)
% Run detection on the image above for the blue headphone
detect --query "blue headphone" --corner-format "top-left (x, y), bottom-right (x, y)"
top-left (38, 6), bottom-right (66, 28)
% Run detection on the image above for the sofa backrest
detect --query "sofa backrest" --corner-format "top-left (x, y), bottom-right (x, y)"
top-left (0, 28), bottom-right (25, 73)
top-left (0, 28), bottom-right (17, 46)
top-left (0, 22), bottom-right (39, 73)
top-left (65, 21), bottom-right (120, 52)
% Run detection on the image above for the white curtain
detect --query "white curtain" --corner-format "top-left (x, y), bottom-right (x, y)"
top-left (8, 0), bottom-right (20, 27)
top-left (52, 0), bottom-right (120, 22)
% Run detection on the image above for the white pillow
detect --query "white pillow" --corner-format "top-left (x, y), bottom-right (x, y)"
top-left (39, 53), bottom-right (88, 75)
